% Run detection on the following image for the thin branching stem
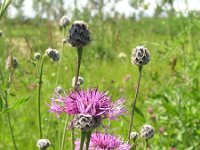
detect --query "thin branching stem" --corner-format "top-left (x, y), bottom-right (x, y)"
top-left (37, 55), bottom-right (46, 138)
top-left (128, 66), bottom-right (143, 143)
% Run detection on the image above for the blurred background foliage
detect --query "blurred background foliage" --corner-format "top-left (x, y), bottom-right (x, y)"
top-left (0, 0), bottom-right (200, 149)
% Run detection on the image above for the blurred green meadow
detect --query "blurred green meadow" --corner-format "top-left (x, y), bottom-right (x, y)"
top-left (0, 0), bottom-right (200, 150)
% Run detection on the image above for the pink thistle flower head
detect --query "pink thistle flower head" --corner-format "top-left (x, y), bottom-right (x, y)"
top-left (75, 133), bottom-right (131, 150)
top-left (49, 88), bottom-right (125, 119)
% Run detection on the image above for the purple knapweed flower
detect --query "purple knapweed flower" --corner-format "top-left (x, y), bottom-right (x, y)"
top-left (75, 132), bottom-right (131, 150)
top-left (49, 88), bottom-right (126, 127)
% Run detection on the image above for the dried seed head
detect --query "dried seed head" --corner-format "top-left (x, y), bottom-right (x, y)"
top-left (34, 52), bottom-right (41, 60)
top-left (55, 86), bottom-right (63, 94)
top-left (37, 139), bottom-right (51, 150)
top-left (6, 56), bottom-right (18, 70)
top-left (73, 114), bottom-right (101, 131)
top-left (68, 21), bottom-right (90, 48)
top-left (59, 16), bottom-right (70, 28)
top-left (46, 48), bottom-right (60, 62)
top-left (141, 124), bottom-right (154, 139)
top-left (130, 132), bottom-right (139, 141)
top-left (72, 76), bottom-right (84, 88)
top-left (131, 46), bottom-right (150, 66)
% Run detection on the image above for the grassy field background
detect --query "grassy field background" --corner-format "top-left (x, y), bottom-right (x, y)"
top-left (0, 10), bottom-right (200, 150)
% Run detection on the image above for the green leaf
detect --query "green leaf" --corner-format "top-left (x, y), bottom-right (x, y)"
top-left (2, 96), bottom-right (31, 113)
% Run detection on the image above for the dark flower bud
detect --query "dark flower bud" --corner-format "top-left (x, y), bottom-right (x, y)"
top-left (131, 46), bottom-right (150, 66)
top-left (68, 21), bottom-right (90, 48)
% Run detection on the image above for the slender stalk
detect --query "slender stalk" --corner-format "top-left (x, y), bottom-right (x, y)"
top-left (85, 130), bottom-right (92, 150)
top-left (7, 110), bottom-right (17, 150)
top-left (4, 71), bottom-right (17, 150)
top-left (61, 115), bottom-right (69, 150)
top-left (37, 55), bottom-right (46, 138)
top-left (128, 66), bottom-right (143, 143)
top-left (56, 27), bottom-right (65, 86)
top-left (74, 47), bottom-right (83, 90)
top-left (144, 140), bottom-right (148, 150)
top-left (58, 27), bottom-right (66, 150)
top-left (0, 68), bottom-right (4, 84)
top-left (71, 47), bottom-right (83, 150)
top-left (71, 127), bottom-right (75, 150)
top-left (80, 131), bottom-right (86, 150)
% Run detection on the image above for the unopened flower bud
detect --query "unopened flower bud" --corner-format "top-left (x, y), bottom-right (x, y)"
top-left (34, 52), bottom-right (41, 60)
top-left (46, 48), bottom-right (60, 62)
top-left (141, 124), bottom-right (154, 139)
top-left (59, 16), bottom-right (70, 28)
top-left (68, 21), bottom-right (90, 48)
top-left (131, 46), bottom-right (150, 66)
top-left (6, 56), bottom-right (18, 69)
top-left (72, 76), bottom-right (84, 87)
top-left (55, 86), bottom-right (63, 94)
top-left (37, 139), bottom-right (51, 150)
top-left (73, 114), bottom-right (100, 131)
top-left (130, 132), bottom-right (139, 141)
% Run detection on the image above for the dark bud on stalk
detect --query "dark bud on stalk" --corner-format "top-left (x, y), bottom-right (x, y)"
top-left (37, 139), bottom-right (51, 150)
top-left (68, 21), bottom-right (90, 48)
top-left (131, 46), bottom-right (150, 66)
top-left (59, 15), bottom-right (70, 28)
top-left (34, 52), bottom-right (41, 60)
top-left (73, 114), bottom-right (101, 131)
top-left (46, 48), bottom-right (60, 62)
top-left (55, 86), bottom-right (63, 94)
top-left (6, 56), bottom-right (18, 70)
top-left (72, 76), bottom-right (84, 88)
top-left (141, 124), bottom-right (154, 139)
top-left (130, 132), bottom-right (139, 141)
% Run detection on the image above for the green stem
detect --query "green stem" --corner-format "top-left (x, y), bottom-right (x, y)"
top-left (85, 130), bottom-right (92, 150)
top-left (7, 111), bottom-right (17, 150)
top-left (71, 47), bottom-right (83, 150)
top-left (56, 27), bottom-right (65, 87)
top-left (0, 68), bottom-right (4, 84)
top-left (80, 131), bottom-right (86, 150)
top-left (71, 127), bottom-right (75, 150)
top-left (37, 55), bottom-right (46, 138)
top-left (144, 140), bottom-right (148, 150)
top-left (4, 77), bottom-right (17, 150)
top-left (74, 47), bottom-right (83, 91)
top-left (61, 115), bottom-right (69, 150)
top-left (128, 66), bottom-right (143, 143)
